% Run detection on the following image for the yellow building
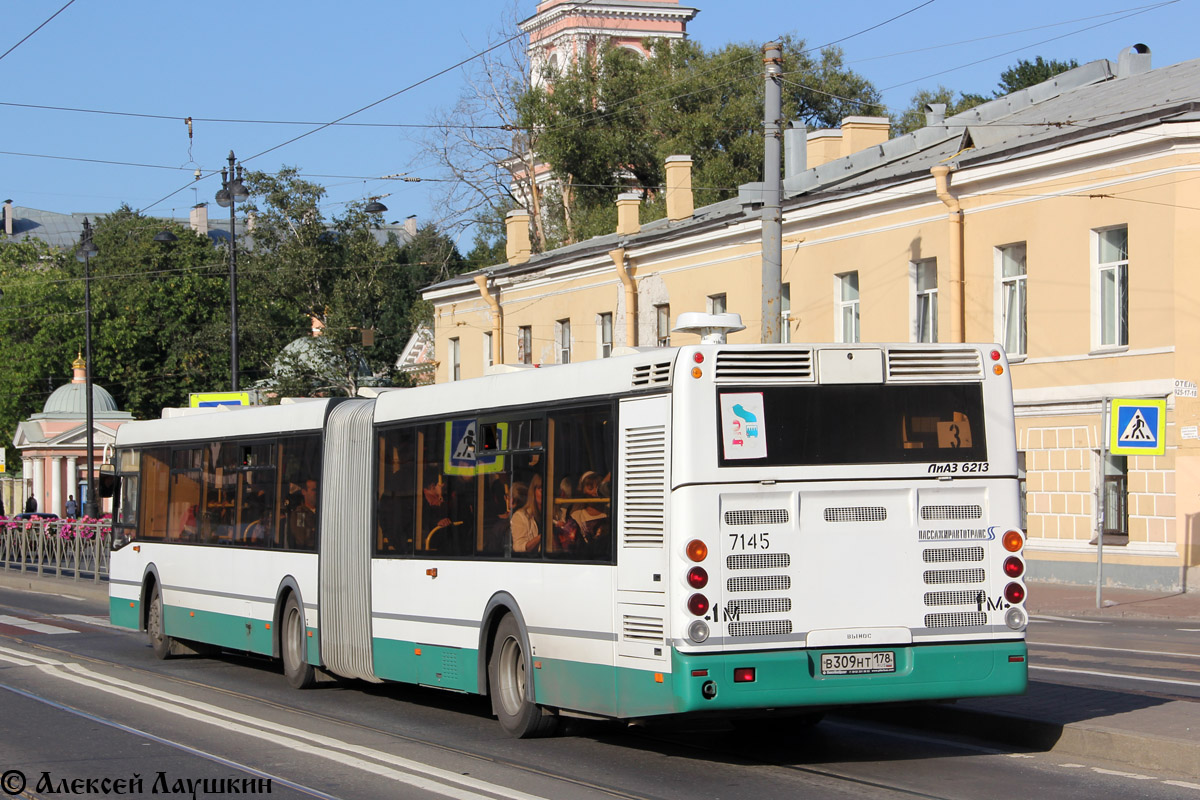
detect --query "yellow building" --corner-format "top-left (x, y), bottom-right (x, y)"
top-left (424, 47), bottom-right (1200, 592)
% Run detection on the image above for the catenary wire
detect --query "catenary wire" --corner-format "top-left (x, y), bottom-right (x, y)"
top-left (0, 0), bottom-right (77, 65)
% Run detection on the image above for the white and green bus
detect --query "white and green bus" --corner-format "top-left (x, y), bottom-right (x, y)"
top-left (109, 331), bottom-right (1028, 737)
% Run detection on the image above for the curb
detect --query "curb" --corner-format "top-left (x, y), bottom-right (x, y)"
top-left (0, 569), bottom-right (109, 604)
top-left (855, 703), bottom-right (1200, 776)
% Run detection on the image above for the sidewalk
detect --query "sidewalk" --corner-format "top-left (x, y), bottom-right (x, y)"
top-left (1027, 579), bottom-right (1200, 623)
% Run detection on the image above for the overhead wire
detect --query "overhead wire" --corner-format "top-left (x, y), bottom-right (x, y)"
top-left (0, 0), bottom-right (77, 65)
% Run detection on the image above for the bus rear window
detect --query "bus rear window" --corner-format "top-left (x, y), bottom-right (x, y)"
top-left (717, 384), bottom-right (986, 467)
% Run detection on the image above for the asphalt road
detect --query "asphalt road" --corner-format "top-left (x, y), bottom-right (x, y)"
top-left (0, 585), bottom-right (1196, 800)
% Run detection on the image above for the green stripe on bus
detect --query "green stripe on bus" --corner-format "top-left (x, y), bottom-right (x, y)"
top-left (162, 604), bottom-right (274, 656)
top-left (372, 638), bottom-right (478, 692)
top-left (109, 597), bottom-right (140, 631)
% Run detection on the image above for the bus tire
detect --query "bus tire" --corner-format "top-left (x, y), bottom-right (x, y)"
top-left (147, 586), bottom-right (178, 660)
top-left (488, 614), bottom-right (558, 738)
top-left (282, 595), bottom-right (315, 689)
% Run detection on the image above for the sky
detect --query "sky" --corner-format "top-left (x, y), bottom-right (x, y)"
top-left (0, 0), bottom-right (1193, 244)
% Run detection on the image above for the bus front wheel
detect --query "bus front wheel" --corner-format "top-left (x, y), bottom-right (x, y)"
top-left (488, 614), bottom-right (558, 738)
top-left (147, 586), bottom-right (177, 660)
top-left (282, 595), bottom-right (315, 689)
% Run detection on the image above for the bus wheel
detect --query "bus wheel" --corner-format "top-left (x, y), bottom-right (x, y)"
top-left (488, 615), bottom-right (558, 738)
top-left (282, 595), bottom-right (315, 689)
top-left (147, 586), bottom-right (177, 660)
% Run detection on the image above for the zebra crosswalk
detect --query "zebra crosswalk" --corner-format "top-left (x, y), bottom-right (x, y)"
top-left (0, 613), bottom-right (114, 636)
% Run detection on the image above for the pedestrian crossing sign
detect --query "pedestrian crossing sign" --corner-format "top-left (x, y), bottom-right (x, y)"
top-left (1109, 398), bottom-right (1166, 456)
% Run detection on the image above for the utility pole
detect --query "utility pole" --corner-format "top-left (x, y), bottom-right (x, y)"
top-left (761, 42), bottom-right (784, 344)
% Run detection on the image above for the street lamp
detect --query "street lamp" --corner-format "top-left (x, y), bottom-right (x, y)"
top-left (75, 219), bottom-right (99, 519)
top-left (215, 150), bottom-right (249, 391)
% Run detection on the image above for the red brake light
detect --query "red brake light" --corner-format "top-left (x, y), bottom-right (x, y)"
top-left (1003, 556), bottom-right (1024, 578)
top-left (687, 594), bottom-right (710, 616)
top-left (1004, 582), bottom-right (1026, 604)
top-left (687, 566), bottom-right (709, 589)
top-left (693, 352), bottom-right (704, 364)
top-left (733, 667), bottom-right (756, 683)
top-left (991, 349), bottom-right (1001, 361)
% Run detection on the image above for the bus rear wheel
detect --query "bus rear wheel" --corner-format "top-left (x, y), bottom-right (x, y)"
top-left (282, 595), bottom-right (315, 689)
top-left (147, 586), bottom-right (177, 660)
top-left (489, 615), bottom-right (558, 738)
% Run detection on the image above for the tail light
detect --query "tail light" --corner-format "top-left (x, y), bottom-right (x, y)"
top-left (687, 566), bottom-right (709, 589)
top-left (733, 667), bottom-right (756, 683)
top-left (1002, 530), bottom-right (1024, 552)
top-left (687, 593), bottom-right (710, 616)
top-left (1003, 556), bottom-right (1024, 578)
top-left (686, 539), bottom-right (708, 562)
top-left (1004, 582), bottom-right (1026, 604)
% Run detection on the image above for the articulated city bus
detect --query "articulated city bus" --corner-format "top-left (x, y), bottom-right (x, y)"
top-left (109, 330), bottom-right (1027, 737)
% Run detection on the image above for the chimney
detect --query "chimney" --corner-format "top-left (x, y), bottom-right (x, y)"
top-left (840, 116), bottom-right (890, 156)
top-left (190, 203), bottom-right (209, 235)
top-left (3, 199), bottom-right (11, 236)
top-left (616, 192), bottom-right (641, 235)
top-left (806, 129), bottom-right (842, 169)
top-left (664, 155), bottom-right (694, 221)
top-left (404, 215), bottom-right (418, 237)
top-left (924, 103), bottom-right (947, 127)
top-left (1117, 43), bottom-right (1151, 78)
top-left (505, 209), bottom-right (532, 265)
top-left (784, 122), bottom-right (807, 179)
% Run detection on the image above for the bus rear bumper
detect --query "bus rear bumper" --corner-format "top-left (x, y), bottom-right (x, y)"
top-left (668, 640), bottom-right (1028, 713)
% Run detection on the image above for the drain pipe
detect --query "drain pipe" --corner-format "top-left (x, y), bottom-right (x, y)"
top-left (473, 273), bottom-right (503, 364)
top-left (610, 248), bottom-right (637, 347)
top-left (931, 165), bottom-right (965, 343)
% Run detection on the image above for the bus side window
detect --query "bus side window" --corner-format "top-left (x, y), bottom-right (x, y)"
top-left (548, 405), bottom-right (614, 562)
top-left (376, 428), bottom-right (416, 555)
top-left (280, 434), bottom-right (321, 552)
top-left (139, 448), bottom-right (170, 541)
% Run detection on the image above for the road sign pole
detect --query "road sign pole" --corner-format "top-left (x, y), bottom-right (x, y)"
top-left (1096, 397), bottom-right (1110, 609)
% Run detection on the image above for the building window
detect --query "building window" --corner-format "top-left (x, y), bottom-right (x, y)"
top-left (914, 259), bottom-right (937, 343)
top-left (483, 332), bottom-right (493, 369)
top-left (599, 313), bottom-right (613, 358)
top-left (1101, 453), bottom-right (1128, 544)
top-left (1096, 226), bottom-right (1128, 348)
top-left (449, 337), bottom-right (461, 382)
top-left (1016, 451), bottom-right (1027, 531)
top-left (836, 271), bottom-right (860, 343)
top-left (707, 293), bottom-right (726, 315)
top-left (656, 304), bottom-right (670, 347)
top-left (781, 283), bottom-right (791, 343)
top-left (556, 319), bottom-right (571, 364)
top-left (517, 326), bottom-right (532, 365)
top-left (999, 243), bottom-right (1027, 357)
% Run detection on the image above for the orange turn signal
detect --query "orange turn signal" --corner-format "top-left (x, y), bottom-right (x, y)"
top-left (1003, 529), bottom-right (1024, 552)
top-left (686, 539), bottom-right (708, 562)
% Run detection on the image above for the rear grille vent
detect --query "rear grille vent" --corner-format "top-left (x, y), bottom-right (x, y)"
top-left (728, 598), bottom-right (792, 615)
top-left (924, 568), bottom-right (986, 585)
top-left (729, 620), bottom-right (793, 637)
top-left (727, 553), bottom-right (791, 570)
top-left (728, 575), bottom-right (791, 592)
top-left (621, 425), bottom-right (667, 548)
top-left (725, 509), bottom-right (789, 526)
top-left (925, 590), bottom-right (988, 607)
top-left (714, 349), bottom-right (814, 383)
top-left (631, 361), bottom-right (672, 388)
top-left (923, 547), bottom-right (985, 563)
top-left (622, 614), bottom-right (665, 643)
top-left (921, 505), bottom-right (983, 520)
top-left (825, 506), bottom-right (887, 522)
top-left (887, 347), bottom-right (983, 381)
top-left (924, 612), bottom-right (987, 628)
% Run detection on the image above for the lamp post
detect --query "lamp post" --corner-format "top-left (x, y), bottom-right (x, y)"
top-left (215, 150), bottom-right (249, 391)
top-left (76, 219), bottom-right (99, 519)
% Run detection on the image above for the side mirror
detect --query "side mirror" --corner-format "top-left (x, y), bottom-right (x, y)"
top-left (97, 467), bottom-right (119, 499)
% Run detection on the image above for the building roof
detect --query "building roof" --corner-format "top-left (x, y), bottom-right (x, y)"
top-left (425, 48), bottom-right (1197, 297)
top-left (35, 381), bottom-right (123, 418)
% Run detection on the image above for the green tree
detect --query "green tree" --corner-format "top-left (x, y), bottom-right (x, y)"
top-left (892, 86), bottom-right (988, 136)
top-left (997, 56), bottom-right (1079, 96)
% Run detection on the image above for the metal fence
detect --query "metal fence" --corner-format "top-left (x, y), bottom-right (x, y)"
top-left (0, 519), bottom-right (111, 583)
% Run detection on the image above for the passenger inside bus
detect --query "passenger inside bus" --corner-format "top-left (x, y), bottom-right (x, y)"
top-left (481, 476), bottom-right (513, 556)
top-left (288, 479), bottom-right (318, 549)
top-left (510, 473), bottom-right (542, 554)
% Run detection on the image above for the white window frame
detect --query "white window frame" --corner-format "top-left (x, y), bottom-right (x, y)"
top-left (598, 313), bottom-right (613, 358)
top-left (655, 304), bottom-right (671, 347)
top-left (556, 318), bottom-right (571, 365)
top-left (517, 326), bottom-right (532, 365)
top-left (910, 259), bottom-right (938, 343)
top-left (781, 283), bottom-right (791, 344)
top-left (483, 332), bottom-right (493, 370)
top-left (1091, 225), bottom-right (1128, 351)
top-left (707, 293), bottom-right (726, 315)
top-left (994, 243), bottom-right (1027, 359)
top-left (449, 337), bottom-right (461, 382)
top-left (835, 271), bottom-right (860, 344)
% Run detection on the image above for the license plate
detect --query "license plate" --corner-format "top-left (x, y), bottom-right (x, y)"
top-left (820, 651), bottom-right (895, 675)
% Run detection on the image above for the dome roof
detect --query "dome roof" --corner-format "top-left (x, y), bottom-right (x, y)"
top-left (41, 381), bottom-right (120, 416)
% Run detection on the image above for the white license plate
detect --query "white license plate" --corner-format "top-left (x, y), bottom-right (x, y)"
top-left (820, 651), bottom-right (895, 675)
